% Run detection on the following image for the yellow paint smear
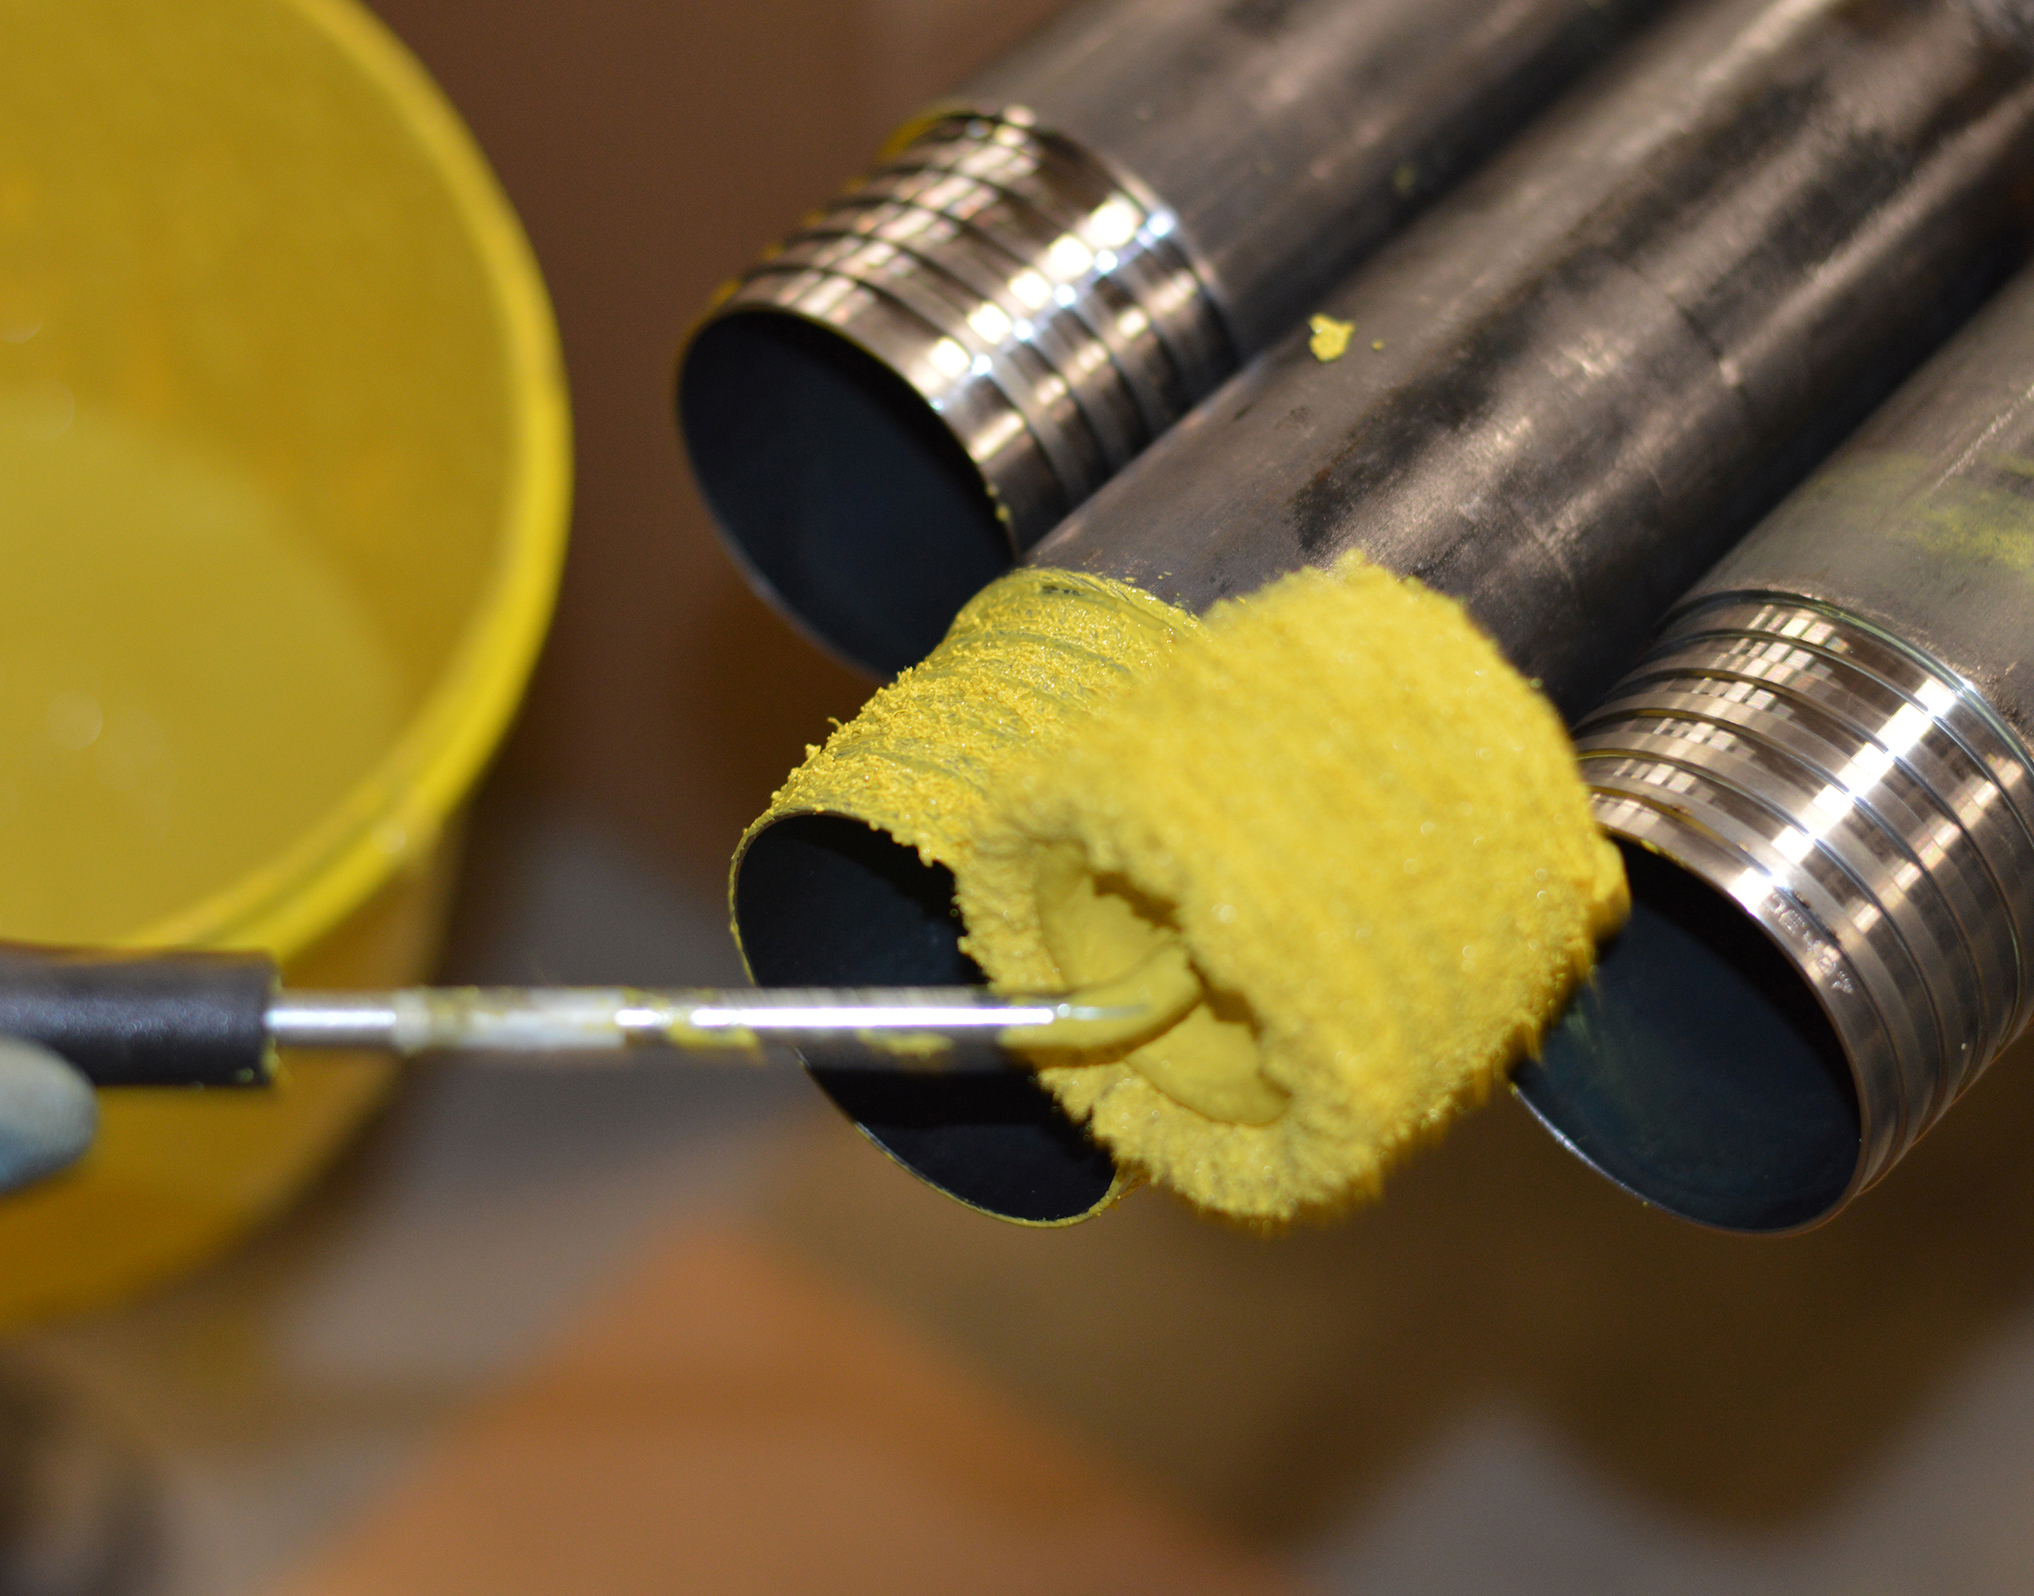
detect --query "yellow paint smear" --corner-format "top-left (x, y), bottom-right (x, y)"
top-left (745, 558), bottom-right (1625, 1225)
top-left (1308, 314), bottom-right (1355, 362)
top-left (850, 1030), bottom-right (952, 1064)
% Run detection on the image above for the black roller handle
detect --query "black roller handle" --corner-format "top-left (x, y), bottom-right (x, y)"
top-left (0, 944), bottom-right (280, 1087)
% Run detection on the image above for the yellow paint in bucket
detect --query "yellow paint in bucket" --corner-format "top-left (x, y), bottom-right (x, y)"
top-left (0, 0), bottom-right (569, 1321)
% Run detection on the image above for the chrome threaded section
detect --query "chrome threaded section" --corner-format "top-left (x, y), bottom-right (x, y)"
top-left (714, 109), bottom-right (1232, 549)
top-left (1573, 595), bottom-right (2034, 1200)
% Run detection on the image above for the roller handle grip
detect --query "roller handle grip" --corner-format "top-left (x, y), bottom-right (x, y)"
top-left (0, 944), bottom-right (279, 1087)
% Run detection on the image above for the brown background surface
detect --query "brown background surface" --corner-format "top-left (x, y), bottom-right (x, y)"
top-left (360, 0), bottom-right (1066, 894)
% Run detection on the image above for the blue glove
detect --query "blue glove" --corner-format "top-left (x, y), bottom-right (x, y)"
top-left (0, 1038), bottom-right (94, 1191)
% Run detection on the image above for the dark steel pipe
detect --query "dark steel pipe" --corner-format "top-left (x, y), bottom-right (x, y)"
top-left (736, 0), bottom-right (2034, 1225)
top-left (1525, 259), bottom-right (2034, 1231)
top-left (680, 0), bottom-right (1668, 675)
top-left (1031, 0), bottom-right (2034, 716)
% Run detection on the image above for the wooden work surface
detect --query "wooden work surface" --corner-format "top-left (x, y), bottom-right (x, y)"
top-left (263, 1219), bottom-right (1297, 1596)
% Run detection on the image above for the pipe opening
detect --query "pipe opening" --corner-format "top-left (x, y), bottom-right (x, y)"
top-left (1515, 841), bottom-right (1859, 1233)
top-left (733, 812), bottom-right (1118, 1222)
top-left (680, 311), bottom-right (1014, 677)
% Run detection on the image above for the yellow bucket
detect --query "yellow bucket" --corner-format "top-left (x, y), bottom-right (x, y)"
top-left (0, 0), bottom-right (570, 1322)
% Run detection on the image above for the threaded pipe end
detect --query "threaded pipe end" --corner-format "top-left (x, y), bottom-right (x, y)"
top-left (1566, 595), bottom-right (2034, 1213)
top-left (681, 111), bottom-right (1232, 675)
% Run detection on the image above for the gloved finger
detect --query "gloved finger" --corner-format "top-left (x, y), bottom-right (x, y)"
top-left (0, 1038), bottom-right (95, 1193)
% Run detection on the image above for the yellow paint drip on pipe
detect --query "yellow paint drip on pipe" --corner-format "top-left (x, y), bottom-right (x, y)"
top-left (742, 557), bottom-right (1626, 1225)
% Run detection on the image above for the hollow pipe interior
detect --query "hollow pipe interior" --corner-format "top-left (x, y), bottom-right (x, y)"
top-left (733, 814), bottom-right (1117, 1222)
top-left (1514, 842), bottom-right (1860, 1233)
top-left (680, 313), bottom-right (1013, 674)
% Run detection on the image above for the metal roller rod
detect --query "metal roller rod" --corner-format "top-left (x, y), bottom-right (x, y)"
top-left (263, 985), bottom-right (1140, 1063)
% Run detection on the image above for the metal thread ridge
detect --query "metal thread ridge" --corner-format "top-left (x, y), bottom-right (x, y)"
top-left (717, 110), bottom-right (1232, 549)
top-left (1574, 595), bottom-right (2034, 1194)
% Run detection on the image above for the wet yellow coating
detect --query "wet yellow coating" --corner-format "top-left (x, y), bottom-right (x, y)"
top-left (744, 558), bottom-right (1625, 1225)
top-left (1024, 841), bottom-right (1286, 1124)
top-left (666, 1023), bottom-right (763, 1054)
top-left (849, 1029), bottom-right (952, 1063)
top-left (999, 941), bottom-right (1202, 1054)
top-left (1308, 314), bottom-right (1355, 362)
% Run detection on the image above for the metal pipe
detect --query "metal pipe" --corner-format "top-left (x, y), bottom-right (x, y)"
top-left (734, 0), bottom-right (2034, 1224)
top-left (1029, 0), bottom-right (2034, 716)
top-left (679, 0), bottom-right (1669, 675)
top-left (1521, 258), bottom-right (2034, 1231)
